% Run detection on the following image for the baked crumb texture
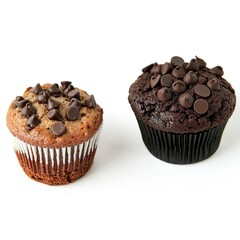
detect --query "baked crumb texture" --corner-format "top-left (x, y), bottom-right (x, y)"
top-left (129, 56), bottom-right (235, 133)
top-left (7, 82), bottom-right (103, 184)
top-left (128, 56), bottom-right (236, 164)
top-left (7, 82), bottom-right (103, 148)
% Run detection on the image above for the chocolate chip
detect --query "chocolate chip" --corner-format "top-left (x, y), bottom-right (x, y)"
top-left (150, 74), bottom-right (160, 88)
top-left (66, 105), bottom-right (79, 121)
top-left (68, 89), bottom-right (80, 100)
top-left (194, 99), bottom-right (209, 114)
top-left (142, 63), bottom-right (155, 73)
top-left (16, 96), bottom-right (24, 101)
top-left (47, 109), bottom-right (62, 121)
top-left (194, 84), bottom-right (210, 97)
top-left (171, 56), bottom-right (184, 66)
top-left (27, 115), bottom-right (40, 130)
top-left (161, 62), bottom-right (172, 74)
top-left (61, 81), bottom-right (72, 91)
top-left (48, 84), bottom-right (61, 96)
top-left (37, 91), bottom-right (50, 103)
top-left (207, 78), bottom-right (220, 90)
top-left (195, 56), bottom-right (206, 69)
top-left (21, 103), bottom-right (36, 117)
top-left (186, 59), bottom-right (199, 72)
top-left (52, 122), bottom-right (66, 137)
top-left (31, 83), bottom-right (43, 95)
top-left (63, 84), bottom-right (74, 95)
top-left (210, 66), bottom-right (224, 76)
top-left (85, 95), bottom-right (97, 108)
top-left (14, 99), bottom-right (29, 108)
top-left (161, 74), bottom-right (173, 87)
top-left (179, 93), bottom-right (194, 108)
top-left (183, 71), bottom-right (198, 85)
top-left (172, 80), bottom-right (186, 93)
top-left (172, 66), bottom-right (186, 78)
top-left (69, 98), bottom-right (81, 108)
top-left (157, 87), bottom-right (172, 102)
top-left (47, 98), bottom-right (60, 110)
top-left (150, 64), bottom-right (161, 74)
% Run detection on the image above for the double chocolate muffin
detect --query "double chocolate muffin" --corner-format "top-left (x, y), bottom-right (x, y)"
top-left (7, 82), bottom-right (103, 185)
top-left (128, 56), bottom-right (236, 164)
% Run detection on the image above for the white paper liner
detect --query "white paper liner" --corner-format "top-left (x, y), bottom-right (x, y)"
top-left (12, 125), bottom-right (102, 184)
top-left (13, 128), bottom-right (101, 164)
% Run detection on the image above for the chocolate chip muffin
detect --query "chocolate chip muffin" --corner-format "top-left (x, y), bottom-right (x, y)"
top-left (7, 82), bottom-right (103, 184)
top-left (128, 56), bottom-right (236, 164)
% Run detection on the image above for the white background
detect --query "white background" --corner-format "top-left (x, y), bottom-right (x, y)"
top-left (0, 1), bottom-right (240, 239)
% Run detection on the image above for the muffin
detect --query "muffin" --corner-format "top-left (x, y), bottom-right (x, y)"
top-left (7, 82), bottom-right (103, 184)
top-left (128, 56), bottom-right (236, 164)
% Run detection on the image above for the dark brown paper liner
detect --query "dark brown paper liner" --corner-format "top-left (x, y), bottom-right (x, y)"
top-left (136, 118), bottom-right (226, 164)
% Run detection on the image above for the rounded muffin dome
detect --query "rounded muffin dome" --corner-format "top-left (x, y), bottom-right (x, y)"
top-left (7, 82), bottom-right (103, 148)
top-left (128, 56), bottom-right (236, 133)
top-left (6, 82), bottom-right (103, 185)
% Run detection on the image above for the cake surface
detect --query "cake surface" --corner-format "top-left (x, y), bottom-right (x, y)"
top-left (7, 82), bottom-right (103, 148)
top-left (128, 56), bottom-right (236, 133)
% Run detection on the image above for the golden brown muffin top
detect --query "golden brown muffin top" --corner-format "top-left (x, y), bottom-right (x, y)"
top-left (7, 82), bottom-right (103, 148)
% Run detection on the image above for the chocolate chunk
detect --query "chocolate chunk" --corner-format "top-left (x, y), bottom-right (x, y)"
top-left (207, 78), bottom-right (220, 90)
top-left (210, 66), bottom-right (224, 76)
top-left (52, 122), bottom-right (66, 137)
top-left (85, 95), bottom-right (97, 108)
top-left (161, 62), bottom-right (172, 74)
top-left (48, 84), bottom-right (61, 96)
top-left (69, 98), bottom-right (81, 108)
top-left (14, 99), bottom-right (29, 108)
top-left (171, 56), bottom-right (184, 66)
top-left (63, 84), bottom-right (74, 95)
top-left (150, 74), bottom-right (160, 88)
top-left (150, 64), bottom-right (161, 74)
top-left (195, 56), bottom-right (206, 69)
top-left (183, 71), bottom-right (198, 85)
top-left (66, 105), bottom-right (79, 121)
top-left (172, 80), bottom-right (186, 93)
top-left (27, 115), bottom-right (40, 130)
top-left (47, 98), bottom-right (60, 110)
top-left (61, 81), bottom-right (72, 91)
top-left (179, 93), bottom-right (194, 108)
top-left (31, 83), bottom-right (43, 95)
top-left (172, 66), bottom-right (186, 78)
top-left (68, 89), bottom-right (80, 100)
top-left (47, 109), bottom-right (62, 121)
top-left (161, 74), bottom-right (173, 87)
top-left (21, 103), bottom-right (36, 117)
top-left (186, 59), bottom-right (199, 72)
top-left (194, 84), bottom-right (210, 97)
top-left (142, 63), bottom-right (155, 73)
top-left (157, 87), bottom-right (172, 102)
top-left (194, 99), bottom-right (209, 114)
top-left (37, 91), bottom-right (50, 103)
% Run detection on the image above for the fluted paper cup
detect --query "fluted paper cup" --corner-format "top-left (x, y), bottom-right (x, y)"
top-left (12, 126), bottom-right (102, 185)
top-left (136, 117), bottom-right (226, 164)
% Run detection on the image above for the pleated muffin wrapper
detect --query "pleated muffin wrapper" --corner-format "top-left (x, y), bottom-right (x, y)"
top-left (12, 125), bottom-right (102, 185)
top-left (136, 117), bottom-right (226, 164)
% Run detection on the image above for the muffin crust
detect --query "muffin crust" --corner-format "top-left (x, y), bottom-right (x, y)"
top-left (128, 57), bottom-right (236, 133)
top-left (7, 83), bottom-right (103, 148)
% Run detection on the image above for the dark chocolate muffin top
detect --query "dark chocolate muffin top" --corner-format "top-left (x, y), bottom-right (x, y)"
top-left (128, 56), bottom-right (236, 133)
